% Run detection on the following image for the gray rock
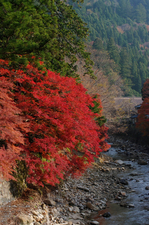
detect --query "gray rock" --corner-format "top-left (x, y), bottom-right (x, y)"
top-left (129, 204), bottom-right (135, 208)
top-left (119, 191), bottom-right (127, 197)
top-left (138, 160), bottom-right (147, 165)
top-left (32, 210), bottom-right (39, 216)
top-left (102, 212), bottom-right (111, 217)
top-left (145, 186), bottom-right (149, 190)
top-left (50, 208), bottom-right (59, 217)
top-left (33, 213), bottom-right (44, 223)
top-left (115, 160), bottom-right (124, 165)
top-left (144, 205), bottom-right (149, 211)
top-left (68, 213), bottom-right (83, 221)
top-left (120, 202), bottom-right (129, 208)
top-left (115, 196), bottom-right (122, 200)
top-left (68, 221), bottom-right (73, 225)
top-left (86, 202), bottom-right (95, 210)
top-left (43, 199), bottom-right (56, 206)
top-left (77, 186), bottom-right (90, 192)
top-left (100, 200), bottom-right (106, 205)
top-left (15, 214), bottom-right (33, 225)
top-left (73, 206), bottom-right (80, 213)
top-left (123, 161), bottom-right (132, 167)
top-left (130, 172), bottom-right (139, 176)
top-left (111, 144), bottom-right (119, 147)
top-left (69, 206), bottom-right (74, 212)
top-left (90, 221), bottom-right (100, 225)
top-left (80, 222), bottom-right (86, 225)
top-left (120, 179), bottom-right (128, 185)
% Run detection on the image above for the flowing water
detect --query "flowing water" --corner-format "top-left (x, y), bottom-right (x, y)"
top-left (96, 146), bottom-right (149, 225)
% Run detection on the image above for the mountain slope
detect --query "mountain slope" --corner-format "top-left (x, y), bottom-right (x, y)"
top-left (71, 0), bottom-right (149, 96)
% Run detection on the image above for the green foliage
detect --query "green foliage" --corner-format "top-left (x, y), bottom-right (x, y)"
top-left (71, 0), bottom-right (149, 96)
top-left (134, 3), bottom-right (146, 23)
top-left (11, 161), bottom-right (28, 197)
top-left (92, 38), bottom-right (104, 50)
top-left (107, 38), bottom-right (119, 64)
top-left (119, 48), bottom-right (131, 81)
top-left (89, 95), bottom-right (107, 126)
top-left (0, 0), bottom-right (94, 78)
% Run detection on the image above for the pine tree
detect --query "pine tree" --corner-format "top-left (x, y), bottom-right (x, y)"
top-left (118, 0), bottom-right (132, 18)
top-left (92, 38), bottom-right (104, 50)
top-left (0, 0), bottom-right (93, 78)
top-left (131, 59), bottom-right (138, 91)
top-left (119, 48), bottom-right (132, 86)
top-left (107, 38), bottom-right (119, 64)
top-left (139, 62), bottom-right (147, 86)
top-left (135, 3), bottom-right (147, 23)
top-left (135, 73), bottom-right (142, 93)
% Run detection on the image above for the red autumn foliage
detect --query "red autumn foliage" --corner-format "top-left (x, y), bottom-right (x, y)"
top-left (136, 97), bottom-right (149, 136)
top-left (0, 59), bottom-right (110, 186)
top-left (137, 79), bottom-right (149, 137)
top-left (142, 79), bottom-right (149, 100)
top-left (0, 75), bottom-right (28, 180)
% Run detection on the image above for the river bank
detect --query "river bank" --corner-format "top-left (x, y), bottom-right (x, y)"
top-left (0, 136), bottom-right (149, 225)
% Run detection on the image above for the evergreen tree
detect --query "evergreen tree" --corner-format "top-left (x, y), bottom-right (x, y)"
top-left (138, 26), bottom-right (148, 43)
top-left (92, 38), bottom-right (104, 50)
top-left (135, 3), bottom-right (147, 23)
top-left (118, 34), bottom-right (124, 46)
top-left (118, 0), bottom-right (132, 18)
top-left (120, 48), bottom-right (132, 86)
top-left (107, 38), bottom-right (119, 64)
top-left (139, 62), bottom-right (147, 86)
top-left (0, 0), bottom-right (93, 78)
top-left (127, 30), bottom-right (134, 43)
top-left (71, 0), bottom-right (149, 96)
top-left (135, 73), bottom-right (142, 93)
top-left (131, 59), bottom-right (138, 88)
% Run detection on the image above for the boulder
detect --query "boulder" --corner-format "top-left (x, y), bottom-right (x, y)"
top-left (138, 160), bottom-right (148, 165)
top-left (120, 202), bottom-right (129, 208)
top-left (119, 179), bottom-right (128, 185)
top-left (102, 212), bottom-right (111, 217)
top-left (115, 160), bottom-right (124, 165)
top-left (86, 202), bottom-right (95, 210)
top-left (15, 214), bottom-right (33, 225)
top-left (43, 199), bottom-right (56, 206)
top-left (129, 204), bottom-right (135, 208)
top-left (90, 220), bottom-right (100, 225)
top-left (119, 191), bottom-right (127, 197)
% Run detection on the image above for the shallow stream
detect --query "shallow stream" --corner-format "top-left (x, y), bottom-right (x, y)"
top-left (96, 146), bottom-right (149, 225)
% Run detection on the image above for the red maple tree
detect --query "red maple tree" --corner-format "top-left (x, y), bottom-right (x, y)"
top-left (136, 79), bottom-right (149, 137)
top-left (136, 97), bottom-right (149, 137)
top-left (0, 74), bottom-right (28, 180)
top-left (142, 79), bottom-right (149, 100)
top-left (0, 59), bottom-right (110, 186)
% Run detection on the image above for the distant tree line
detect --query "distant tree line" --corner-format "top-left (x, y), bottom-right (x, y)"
top-left (71, 0), bottom-right (149, 96)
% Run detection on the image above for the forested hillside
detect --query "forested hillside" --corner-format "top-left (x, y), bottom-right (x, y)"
top-left (71, 0), bottom-right (149, 96)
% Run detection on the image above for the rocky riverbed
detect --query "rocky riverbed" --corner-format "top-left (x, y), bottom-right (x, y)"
top-left (0, 136), bottom-right (149, 225)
